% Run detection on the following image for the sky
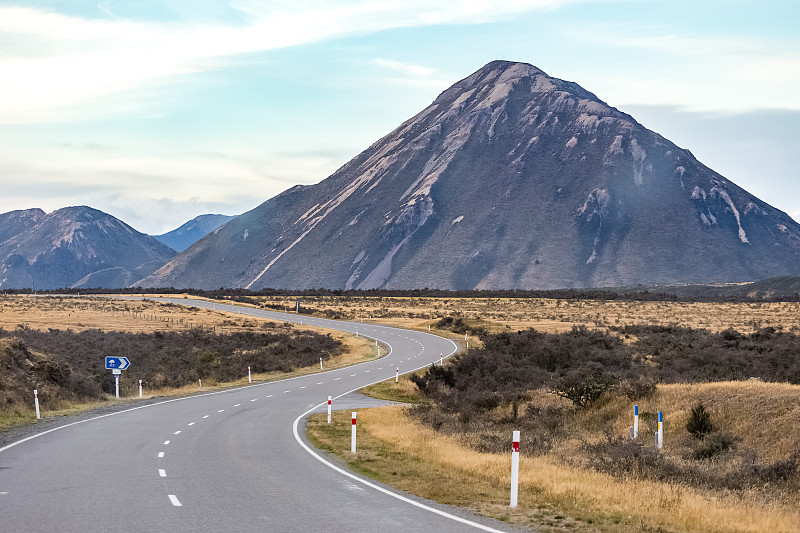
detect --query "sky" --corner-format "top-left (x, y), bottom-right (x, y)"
top-left (0, 0), bottom-right (798, 235)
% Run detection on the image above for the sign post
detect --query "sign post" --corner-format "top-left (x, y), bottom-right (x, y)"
top-left (105, 357), bottom-right (129, 400)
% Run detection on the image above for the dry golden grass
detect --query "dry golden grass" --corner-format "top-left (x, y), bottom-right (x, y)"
top-left (309, 395), bottom-right (800, 533)
top-left (250, 295), bottom-right (800, 335)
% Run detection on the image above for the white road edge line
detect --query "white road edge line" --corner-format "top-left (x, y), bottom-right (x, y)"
top-left (291, 340), bottom-right (504, 533)
top-left (168, 494), bottom-right (182, 507)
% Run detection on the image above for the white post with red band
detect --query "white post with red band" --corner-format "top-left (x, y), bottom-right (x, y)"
top-left (248, 366), bottom-right (252, 383)
top-left (139, 380), bottom-right (143, 399)
top-left (327, 396), bottom-right (332, 424)
top-left (34, 389), bottom-right (40, 419)
top-left (395, 367), bottom-right (399, 383)
top-left (351, 412), bottom-right (357, 454)
top-left (510, 430), bottom-right (520, 508)
top-left (440, 354), bottom-right (444, 366)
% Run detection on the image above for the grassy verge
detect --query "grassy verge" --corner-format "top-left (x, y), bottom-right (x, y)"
top-left (307, 400), bottom-right (800, 533)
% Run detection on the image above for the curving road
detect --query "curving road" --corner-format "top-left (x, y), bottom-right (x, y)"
top-left (0, 298), bottom-right (517, 533)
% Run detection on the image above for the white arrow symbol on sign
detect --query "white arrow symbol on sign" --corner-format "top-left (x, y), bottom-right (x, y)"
top-left (117, 358), bottom-right (130, 370)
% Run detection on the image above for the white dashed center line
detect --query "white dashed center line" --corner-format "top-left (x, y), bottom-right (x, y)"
top-left (334, 378), bottom-right (341, 381)
top-left (174, 431), bottom-right (181, 435)
top-left (316, 382), bottom-right (324, 385)
top-left (350, 374), bottom-right (357, 377)
top-left (266, 394), bottom-right (273, 398)
top-left (300, 386), bottom-right (306, 389)
top-left (188, 422), bottom-right (195, 426)
top-left (168, 495), bottom-right (182, 507)
top-left (250, 399), bottom-right (257, 402)
top-left (218, 410), bottom-right (225, 413)
top-left (158, 452), bottom-right (165, 458)
top-left (234, 404), bottom-right (241, 407)
top-left (159, 469), bottom-right (167, 478)
top-left (203, 415), bottom-right (209, 419)
top-left (163, 440), bottom-right (170, 445)
top-left (283, 390), bottom-right (290, 394)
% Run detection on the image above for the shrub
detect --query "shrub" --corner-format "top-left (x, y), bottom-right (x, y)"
top-left (686, 403), bottom-right (713, 439)
top-left (551, 363), bottom-right (618, 408)
top-left (692, 432), bottom-right (735, 460)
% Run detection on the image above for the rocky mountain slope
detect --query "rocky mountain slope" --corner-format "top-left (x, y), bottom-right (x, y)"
top-left (154, 214), bottom-right (236, 252)
top-left (0, 206), bottom-right (175, 289)
top-left (138, 61), bottom-right (800, 290)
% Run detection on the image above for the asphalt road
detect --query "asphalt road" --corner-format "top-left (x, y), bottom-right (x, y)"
top-left (0, 298), bottom-right (520, 533)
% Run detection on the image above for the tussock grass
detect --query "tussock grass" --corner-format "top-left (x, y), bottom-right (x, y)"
top-left (309, 398), bottom-right (800, 533)
top-left (245, 295), bottom-right (800, 335)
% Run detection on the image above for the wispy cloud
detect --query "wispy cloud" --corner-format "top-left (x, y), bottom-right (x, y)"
top-left (372, 58), bottom-right (437, 77)
top-left (567, 27), bottom-right (800, 112)
top-left (0, 1), bottom-right (585, 123)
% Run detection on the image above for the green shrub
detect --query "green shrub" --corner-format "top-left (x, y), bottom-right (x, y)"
top-left (686, 403), bottom-right (713, 439)
top-left (693, 432), bottom-right (734, 460)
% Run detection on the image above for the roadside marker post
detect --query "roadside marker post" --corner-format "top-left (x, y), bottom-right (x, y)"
top-left (465, 332), bottom-right (468, 341)
top-left (139, 380), bottom-right (143, 399)
top-left (657, 411), bottom-right (664, 449)
top-left (248, 366), bottom-right (252, 383)
top-left (327, 396), bottom-right (332, 424)
top-left (634, 405), bottom-right (639, 440)
top-left (34, 389), bottom-right (40, 419)
top-left (510, 430), bottom-right (520, 508)
top-left (395, 367), bottom-right (399, 383)
top-left (351, 412), bottom-right (357, 454)
top-left (199, 379), bottom-right (202, 388)
top-left (320, 357), bottom-right (323, 370)
top-left (440, 354), bottom-right (443, 366)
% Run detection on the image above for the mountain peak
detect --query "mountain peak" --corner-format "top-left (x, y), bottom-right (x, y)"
top-left (139, 61), bottom-right (800, 290)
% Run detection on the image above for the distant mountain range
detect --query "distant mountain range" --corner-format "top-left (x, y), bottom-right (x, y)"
top-left (0, 206), bottom-right (175, 289)
top-left (138, 60), bottom-right (800, 290)
top-left (154, 214), bottom-right (236, 252)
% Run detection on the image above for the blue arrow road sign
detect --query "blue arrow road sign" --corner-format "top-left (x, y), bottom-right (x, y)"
top-left (105, 356), bottom-right (130, 370)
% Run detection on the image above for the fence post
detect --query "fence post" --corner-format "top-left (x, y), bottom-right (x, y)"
top-left (657, 411), bottom-right (663, 449)
top-left (510, 430), bottom-right (520, 508)
top-left (351, 412), bottom-right (357, 454)
top-left (34, 389), bottom-right (40, 419)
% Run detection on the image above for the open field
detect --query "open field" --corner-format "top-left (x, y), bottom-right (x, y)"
top-left (233, 294), bottom-right (800, 335)
top-left (308, 378), bottom-right (800, 533)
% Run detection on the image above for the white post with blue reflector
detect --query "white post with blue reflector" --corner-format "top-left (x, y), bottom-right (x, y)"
top-left (634, 405), bottom-right (639, 440)
top-left (657, 411), bottom-right (663, 449)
